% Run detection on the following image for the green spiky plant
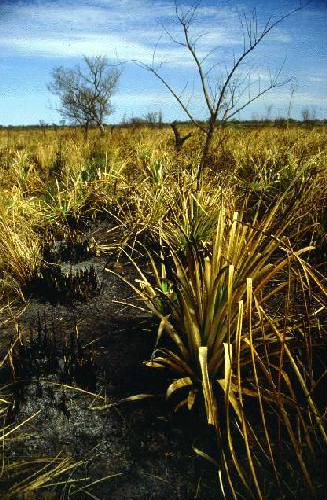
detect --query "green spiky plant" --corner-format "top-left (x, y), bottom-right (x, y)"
top-left (0, 123), bottom-right (326, 499)
top-left (121, 196), bottom-right (327, 499)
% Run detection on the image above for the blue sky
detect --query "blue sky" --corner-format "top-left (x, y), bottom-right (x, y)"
top-left (0, 0), bottom-right (326, 125)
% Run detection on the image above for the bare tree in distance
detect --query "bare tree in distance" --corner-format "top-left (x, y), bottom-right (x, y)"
top-left (302, 106), bottom-right (317, 122)
top-left (263, 104), bottom-right (273, 122)
top-left (137, 1), bottom-right (306, 183)
top-left (49, 56), bottom-right (121, 138)
top-left (144, 110), bottom-right (163, 127)
top-left (287, 81), bottom-right (297, 127)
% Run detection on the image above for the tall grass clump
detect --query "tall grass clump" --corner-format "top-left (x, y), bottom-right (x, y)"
top-left (125, 194), bottom-right (327, 499)
top-left (0, 191), bottom-right (42, 300)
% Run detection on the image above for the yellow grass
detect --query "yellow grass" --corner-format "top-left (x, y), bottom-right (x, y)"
top-left (0, 123), bottom-right (326, 498)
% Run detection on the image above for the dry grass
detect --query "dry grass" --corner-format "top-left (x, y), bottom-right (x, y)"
top-left (126, 193), bottom-right (326, 498)
top-left (0, 123), bottom-right (326, 498)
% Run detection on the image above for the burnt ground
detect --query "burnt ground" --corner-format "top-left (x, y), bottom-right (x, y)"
top-left (1, 226), bottom-right (326, 500)
top-left (0, 248), bottom-right (219, 500)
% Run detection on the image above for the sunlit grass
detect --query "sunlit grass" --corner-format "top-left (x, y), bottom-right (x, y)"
top-left (0, 123), bottom-right (326, 498)
top-left (125, 193), bottom-right (326, 498)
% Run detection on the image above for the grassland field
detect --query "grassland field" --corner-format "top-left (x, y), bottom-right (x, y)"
top-left (0, 123), bottom-right (326, 500)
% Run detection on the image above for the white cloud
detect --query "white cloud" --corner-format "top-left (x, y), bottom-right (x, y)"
top-left (0, 0), bottom-right (293, 72)
top-left (268, 30), bottom-right (292, 44)
top-left (1, 0), bottom-right (324, 124)
top-left (264, 89), bottom-right (326, 107)
top-left (114, 88), bottom-right (204, 105)
top-left (113, 91), bottom-right (172, 106)
top-left (308, 76), bottom-right (324, 83)
top-left (0, 0), bottom-right (243, 65)
top-left (0, 33), bottom-right (149, 60)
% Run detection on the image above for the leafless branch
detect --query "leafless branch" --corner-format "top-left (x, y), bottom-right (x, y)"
top-left (138, 0), bottom-right (306, 177)
top-left (225, 77), bottom-right (291, 121)
top-left (135, 60), bottom-right (206, 132)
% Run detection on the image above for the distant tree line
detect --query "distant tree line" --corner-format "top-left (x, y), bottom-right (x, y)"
top-left (1, 117), bottom-right (327, 131)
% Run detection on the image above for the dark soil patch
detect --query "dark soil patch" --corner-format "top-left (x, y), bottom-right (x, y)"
top-left (0, 248), bottom-right (219, 500)
top-left (3, 229), bottom-right (325, 500)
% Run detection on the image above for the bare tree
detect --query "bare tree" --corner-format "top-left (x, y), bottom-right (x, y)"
top-left (302, 106), bottom-right (316, 122)
top-left (302, 108), bottom-right (310, 122)
top-left (287, 81), bottom-right (297, 128)
top-left (144, 111), bottom-right (163, 127)
top-left (49, 56), bottom-right (121, 137)
top-left (138, 2), bottom-right (304, 182)
top-left (263, 104), bottom-right (273, 121)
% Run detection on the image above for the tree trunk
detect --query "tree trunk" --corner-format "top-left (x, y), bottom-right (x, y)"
top-left (197, 117), bottom-right (216, 186)
top-left (84, 122), bottom-right (90, 140)
top-left (171, 121), bottom-right (192, 151)
top-left (99, 122), bottom-right (105, 136)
